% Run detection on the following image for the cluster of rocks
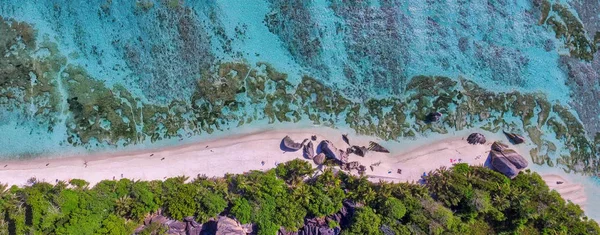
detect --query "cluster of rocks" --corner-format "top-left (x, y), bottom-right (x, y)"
top-left (135, 214), bottom-right (252, 235)
top-left (278, 200), bottom-right (357, 235)
top-left (467, 131), bottom-right (528, 179)
top-left (135, 201), bottom-right (359, 235)
top-left (340, 161), bottom-right (366, 174)
top-left (282, 135), bottom-right (390, 174)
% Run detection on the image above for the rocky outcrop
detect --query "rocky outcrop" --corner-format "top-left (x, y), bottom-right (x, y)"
top-left (136, 214), bottom-right (254, 235)
top-left (303, 141), bottom-right (315, 159)
top-left (467, 133), bottom-right (486, 145)
top-left (278, 200), bottom-right (356, 235)
top-left (313, 153), bottom-right (326, 165)
top-left (167, 221), bottom-right (187, 234)
top-left (341, 161), bottom-right (360, 171)
top-left (347, 145), bottom-right (368, 157)
top-left (319, 140), bottom-right (349, 163)
top-left (503, 131), bottom-right (525, 144)
top-left (184, 216), bottom-right (203, 235)
top-left (216, 216), bottom-right (248, 235)
top-left (282, 136), bottom-right (308, 151)
top-left (368, 141), bottom-right (390, 153)
top-left (489, 141), bottom-right (529, 179)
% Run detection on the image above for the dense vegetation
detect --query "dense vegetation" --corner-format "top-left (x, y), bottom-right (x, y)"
top-left (0, 160), bottom-right (596, 234)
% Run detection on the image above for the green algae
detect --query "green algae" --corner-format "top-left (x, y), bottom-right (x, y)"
top-left (64, 67), bottom-right (144, 145)
top-left (135, 0), bottom-right (155, 12)
top-left (0, 17), bottom-right (65, 126)
top-left (538, 0), bottom-right (551, 24)
top-left (536, 1), bottom-right (597, 61)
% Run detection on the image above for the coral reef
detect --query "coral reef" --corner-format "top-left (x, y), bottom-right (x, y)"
top-left (2, 0), bottom-right (600, 176)
top-left (535, 0), bottom-right (597, 61)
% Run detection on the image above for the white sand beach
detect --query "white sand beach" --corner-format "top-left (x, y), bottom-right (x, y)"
top-left (541, 174), bottom-right (587, 209)
top-left (0, 127), bottom-right (588, 216)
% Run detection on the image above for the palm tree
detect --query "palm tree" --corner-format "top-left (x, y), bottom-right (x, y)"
top-left (292, 183), bottom-right (313, 205)
top-left (376, 181), bottom-right (394, 198)
top-left (173, 175), bottom-right (189, 184)
top-left (0, 183), bottom-right (8, 198)
top-left (115, 196), bottom-right (133, 217)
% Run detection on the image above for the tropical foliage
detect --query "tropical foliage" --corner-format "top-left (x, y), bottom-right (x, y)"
top-left (0, 160), bottom-right (596, 234)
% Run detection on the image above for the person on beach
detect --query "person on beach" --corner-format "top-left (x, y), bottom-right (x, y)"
top-left (261, 161), bottom-right (265, 166)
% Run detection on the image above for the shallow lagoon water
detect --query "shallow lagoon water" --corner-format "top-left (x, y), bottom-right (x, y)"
top-left (0, 0), bottom-right (578, 153)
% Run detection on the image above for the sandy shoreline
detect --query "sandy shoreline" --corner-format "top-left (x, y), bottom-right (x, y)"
top-left (0, 127), bottom-right (589, 216)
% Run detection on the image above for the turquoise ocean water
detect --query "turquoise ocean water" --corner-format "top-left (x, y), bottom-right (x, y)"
top-left (0, 0), bottom-right (574, 154)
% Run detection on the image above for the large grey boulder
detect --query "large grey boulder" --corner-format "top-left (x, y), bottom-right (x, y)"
top-left (282, 136), bottom-right (308, 151)
top-left (167, 221), bottom-right (186, 234)
top-left (467, 133), bottom-right (486, 145)
top-left (319, 140), bottom-right (348, 163)
top-left (313, 153), bottom-right (326, 165)
top-left (216, 216), bottom-right (246, 235)
top-left (489, 142), bottom-right (528, 179)
top-left (503, 149), bottom-right (528, 169)
top-left (491, 141), bottom-right (508, 151)
top-left (503, 131), bottom-right (526, 144)
top-left (303, 141), bottom-right (315, 159)
top-left (184, 216), bottom-right (202, 235)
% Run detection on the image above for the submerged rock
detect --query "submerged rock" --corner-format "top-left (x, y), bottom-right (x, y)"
top-left (368, 141), bottom-right (390, 153)
top-left (282, 136), bottom-right (308, 151)
top-left (313, 153), bottom-right (326, 165)
top-left (489, 142), bottom-right (529, 179)
top-left (303, 141), bottom-right (315, 159)
top-left (425, 112), bottom-right (443, 123)
top-left (467, 133), bottom-right (486, 145)
top-left (503, 131), bottom-right (526, 144)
